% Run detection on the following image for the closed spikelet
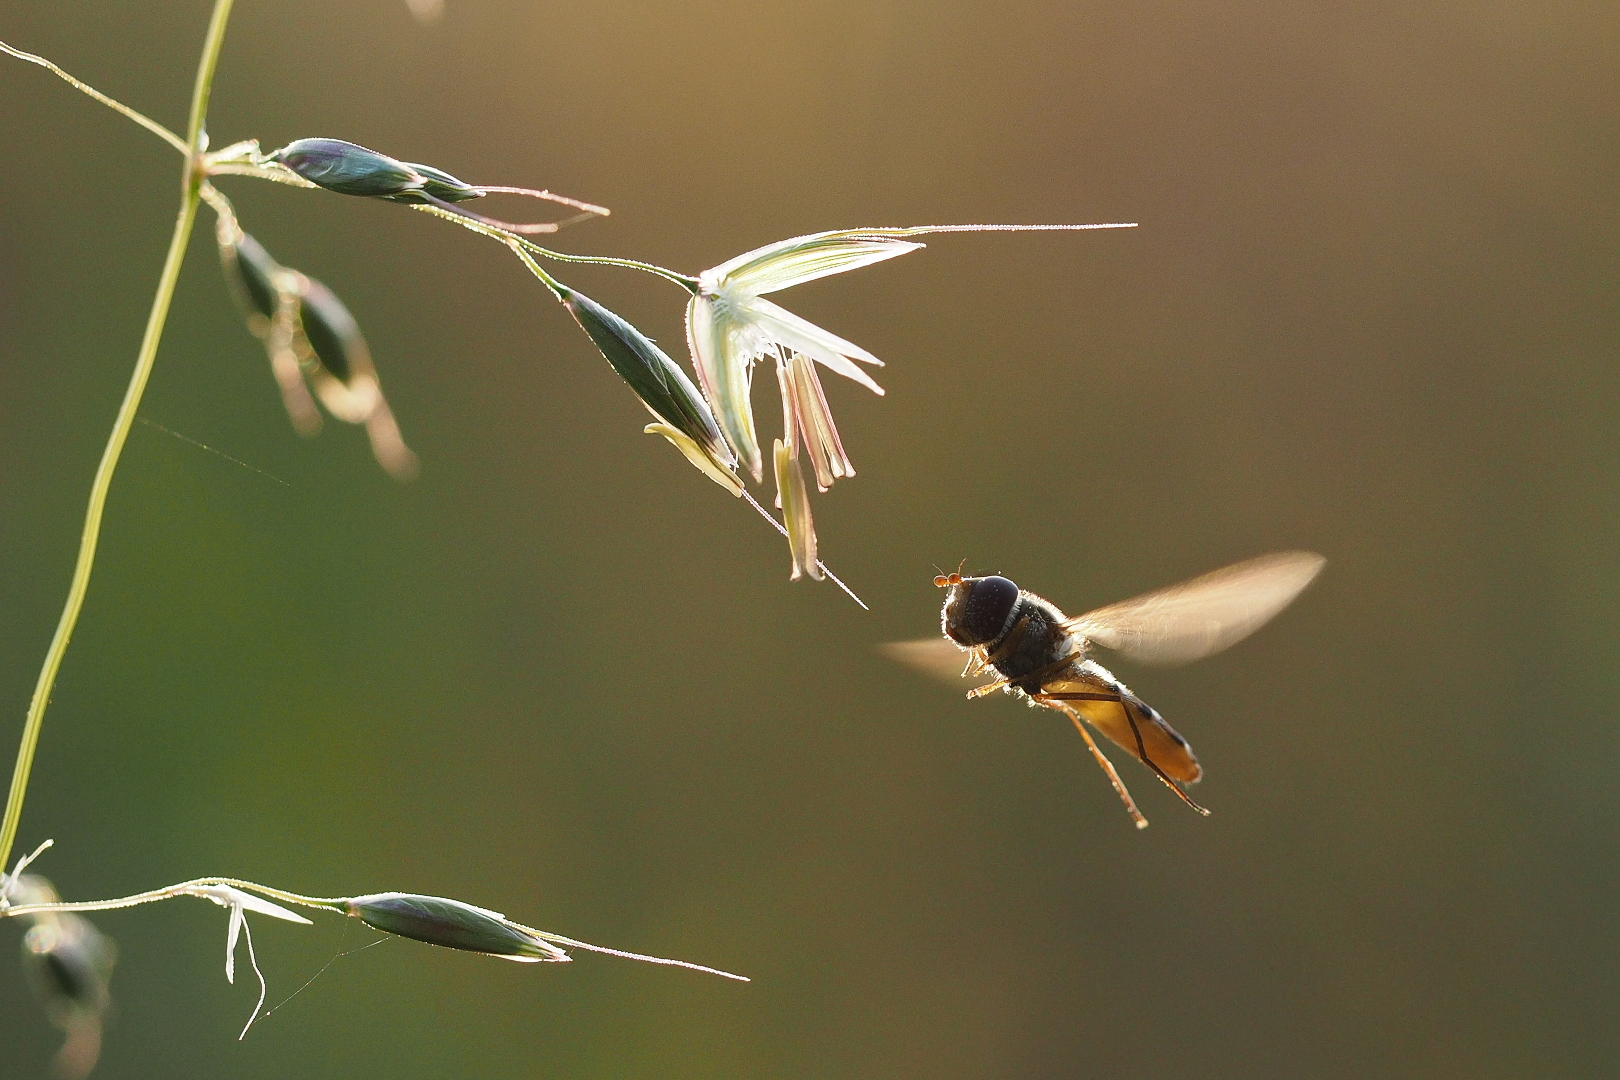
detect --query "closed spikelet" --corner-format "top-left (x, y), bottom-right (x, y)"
top-left (10, 875), bottom-right (116, 1080)
top-left (269, 138), bottom-right (482, 203)
top-left (266, 138), bottom-right (604, 232)
top-left (557, 285), bottom-right (740, 487)
top-left (344, 893), bottom-right (569, 962)
top-left (222, 232), bottom-right (279, 325)
top-left (209, 198), bottom-right (418, 479)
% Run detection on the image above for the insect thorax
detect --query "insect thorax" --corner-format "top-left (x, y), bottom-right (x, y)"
top-left (988, 593), bottom-right (1080, 692)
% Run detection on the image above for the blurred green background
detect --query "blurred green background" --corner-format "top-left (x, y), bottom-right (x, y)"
top-left (2, 1), bottom-right (1617, 1077)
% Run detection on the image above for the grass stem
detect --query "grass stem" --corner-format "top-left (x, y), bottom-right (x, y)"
top-left (0, 0), bottom-right (236, 874)
top-left (0, 38), bottom-right (188, 154)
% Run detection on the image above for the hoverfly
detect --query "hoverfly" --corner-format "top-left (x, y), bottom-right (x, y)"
top-left (882, 551), bottom-right (1325, 828)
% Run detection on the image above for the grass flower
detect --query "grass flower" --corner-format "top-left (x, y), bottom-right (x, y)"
top-left (686, 223), bottom-right (1136, 578)
top-left (193, 884), bottom-right (311, 1039)
top-left (498, 242), bottom-right (865, 601)
top-left (1, 863), bottom-right (746, 1047)
top-left (686, 229), bottom-right (905, 484)
top-left (194, 885), bottom-right (310, 986)
top-left (773, 437), bottom-right (818, 580)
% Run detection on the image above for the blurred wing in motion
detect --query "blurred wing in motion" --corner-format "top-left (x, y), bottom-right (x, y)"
top-left (1065, 551), bottom-right (1326, 666)
top-left (879, 638), bottom-right (995, 687)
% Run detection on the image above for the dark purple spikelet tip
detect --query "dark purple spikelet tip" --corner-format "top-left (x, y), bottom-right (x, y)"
top-left (271, 138), bottom-right (424, 198)
top-left (269, 139), bottom-right (483, 205)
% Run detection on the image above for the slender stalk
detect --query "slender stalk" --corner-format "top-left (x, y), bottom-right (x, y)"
top-left (0, 0), bottom-right (236, 875)
top-left (184, 0), bottom-right (235, 153)
top-left (0, 877), bottom-right (346, 919)
top-left (504, 238), bottom-right (567, 298)
top-left (510, 222), bottom-right (1140, 291)
top-left (516, 237), bottom-right (699, 291)
top-left (0, 38), bottom-right (188, 154)
top-left (0, 875), bottom-right (748, 981)
top-left (409, 203), bottom-right (700, 291)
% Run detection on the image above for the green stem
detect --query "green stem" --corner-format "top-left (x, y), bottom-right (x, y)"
top-left (0, 38), bottom-right (188, 154)
top-left (505, 240), bottom-right (567, 299)
top-left (0, 876), bottom-right (348, 919)
top-left (185, 0), bottom-right (235, 152)
top-left (517, 238), bottom-right (700, 293)
top-left (409, 203), bottom-right (699, 292)
top-left (0, 0), bottom-right (236, 876)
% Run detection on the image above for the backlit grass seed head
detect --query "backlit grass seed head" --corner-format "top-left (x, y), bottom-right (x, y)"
top-left (780, 350), bottom-right (853, 491)
top-left (269, 138), bottom-right (483, 203)
top-left (772, 360), bottom-right (822, 580)
top-left (686, 230), bottom-right (908, 484)
top-left (215, 216), bottom-right (419, 479)
top-left (685, 229), bottom-right (923, 579)
top-left (345, 892), bottom-right (570, 962)
top-left (558, 285), bottom-right (740, 489)
top-left (645, 423), bottom-right (745, 495)
top-left (411, 162), bottom-right (482, 204)
top-left (686, 223), bottom-right (1137, 581)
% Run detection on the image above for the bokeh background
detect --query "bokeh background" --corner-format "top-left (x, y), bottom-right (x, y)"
top-left (2, 1), bottom-right (1617, 1076)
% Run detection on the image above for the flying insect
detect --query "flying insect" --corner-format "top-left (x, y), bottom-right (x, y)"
top-left (882, 551), bottom-right (1325, 828)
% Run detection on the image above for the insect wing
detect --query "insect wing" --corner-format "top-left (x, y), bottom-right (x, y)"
top-left (1064, 551), bottom-right (1325, 666)
top-left (879, 638), bottom-right (994, 686)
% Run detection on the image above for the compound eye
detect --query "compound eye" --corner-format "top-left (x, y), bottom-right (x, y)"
top-left (946, 575), bottom-right (1020, 646)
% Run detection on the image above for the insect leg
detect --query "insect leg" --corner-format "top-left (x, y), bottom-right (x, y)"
top-left (980, 615), bottom-right (1030, 668)
top-left (963, 617), bottom-right (1032, 696)
top-left (965, 676), bottom-right (1011, 699)
top-left (1037, 692), bottom-right (1212, 817)
top-left (965, 642), bottom-right (1079, 701)
top-left (1044, 700), bottom-right (1148, 829)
